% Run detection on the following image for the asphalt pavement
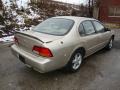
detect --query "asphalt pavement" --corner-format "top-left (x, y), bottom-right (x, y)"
top-left (0, 30), bottom-right (120, 90)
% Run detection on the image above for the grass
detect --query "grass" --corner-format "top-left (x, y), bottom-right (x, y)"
top-left (104, 23), bottom-right (120, 29)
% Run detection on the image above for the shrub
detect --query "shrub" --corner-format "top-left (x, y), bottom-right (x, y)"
top-left (0, 15), bottom-right (4, 24)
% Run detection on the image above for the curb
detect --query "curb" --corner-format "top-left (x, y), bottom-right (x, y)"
top-left (0, 42), bottom-right (14, 47)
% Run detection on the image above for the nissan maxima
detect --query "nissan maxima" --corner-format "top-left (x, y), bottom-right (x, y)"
top-left (11, 16), bottom-right (115, 73)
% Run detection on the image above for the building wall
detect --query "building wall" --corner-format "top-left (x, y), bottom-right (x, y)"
top-left (99, 0), bottom-right (120, 24)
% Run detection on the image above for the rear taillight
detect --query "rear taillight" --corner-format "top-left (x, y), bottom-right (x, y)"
top-left (32, 46), bottom-right (53, 57)
top-left (14, 36), bottom-right (19, 44)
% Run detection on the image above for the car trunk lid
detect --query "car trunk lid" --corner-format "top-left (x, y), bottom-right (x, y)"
top-left (15, 31), bottom-right (63, 53)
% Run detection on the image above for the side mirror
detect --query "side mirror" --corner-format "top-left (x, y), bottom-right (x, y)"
top-left (105, 28), bottom-right (111, 31)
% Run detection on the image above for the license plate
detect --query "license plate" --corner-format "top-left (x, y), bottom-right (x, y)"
top-left (19, 55), bottom-right (25, 64)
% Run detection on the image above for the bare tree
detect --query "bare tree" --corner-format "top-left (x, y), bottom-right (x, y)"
top-left (0, 0), bottom-right (3, 10)
top-left (94, 0), bottom-right (101, 7)
top-left (88, 0), bottom-right (101, 17)
top-left (88, 0), bottom-right (94, 17)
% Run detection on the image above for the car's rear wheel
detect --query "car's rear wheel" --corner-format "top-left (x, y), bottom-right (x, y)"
top-left (105, 39), bottom-right (113, 50)
top-left (65, 50), bottom-right (83, 72)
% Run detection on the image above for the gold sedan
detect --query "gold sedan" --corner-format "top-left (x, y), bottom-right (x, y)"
top-left (11, 16), bottom-right (115, 73)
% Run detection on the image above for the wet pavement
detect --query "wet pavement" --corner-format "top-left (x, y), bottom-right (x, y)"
top-left (0, 30), bottom-right (120, 90)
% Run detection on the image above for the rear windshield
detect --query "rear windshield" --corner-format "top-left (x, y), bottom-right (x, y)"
top-left (33, 18), bottom-right (74, 36)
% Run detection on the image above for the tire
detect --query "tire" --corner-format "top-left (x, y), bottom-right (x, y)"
top-left (105, 38), bottom-right (113, 50)
top-left (65, 50), bottom-right (83, 72)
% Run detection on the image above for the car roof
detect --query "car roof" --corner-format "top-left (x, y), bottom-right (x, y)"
top-left (52, 16), bottom-right (96, 22)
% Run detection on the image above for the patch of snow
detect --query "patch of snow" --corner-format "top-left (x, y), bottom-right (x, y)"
top-left (0, 30), bottom-right (4, 33)
top-left (27, 14), bottom-right (40, 20)
top-left (0, 38), bottom-right (3, 43)
top-left (4, 20), bottom-right (11, 25)
top-left (38, 19), bottom-right (43, 22)
top-left (0, 25), bottom-right (5, 29)
top-left (2, 0), bottom-right (31, 9)
top-left (16, 15), bottom-right (25, 25)
top-left (16, 0), bottom-right (31, 9)
top-left (26, 8), bottom-right (40, 20)
top-left (0, 30), bottom-right (8, 36)
top-left (19, 28), bottom-right (25, 32)
top-left (12, 11), bottom-right (17, 16)
top-left (0, 35), bottom-right (14, 43)
top-left (2, 33), bottom-right (8, 36)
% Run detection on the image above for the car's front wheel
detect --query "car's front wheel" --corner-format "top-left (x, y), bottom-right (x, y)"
top-left (65, 50), bottom-right (83, 72)
top-left (105, 39), bottom-right (113, 50)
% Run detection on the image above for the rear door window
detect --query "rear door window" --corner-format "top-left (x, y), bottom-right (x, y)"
top-left (79, 24), bottom-right (85, 36)
top-left (82, 21), bottom-right (96, 35)
top-left (92, 21), bottom-right (105, 33)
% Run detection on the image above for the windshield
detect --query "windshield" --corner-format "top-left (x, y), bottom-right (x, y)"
top-left (33, 18), bottom-right (74, 36)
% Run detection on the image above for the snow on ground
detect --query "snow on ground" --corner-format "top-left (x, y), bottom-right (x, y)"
top-left (0, 25), bottom-right (14, 43)
top-left (0, 0), bottom-right (41, 44)
top-left (0, 25), bottom-right (5, 29)
top-left (0, 36), bottom-right (14, 43)
top-left (0, 0), bottom-right (74, 43)
top-left (2, 0), bottom-right (30, 9)
top-left (16, 15), bottom-right (25, 25)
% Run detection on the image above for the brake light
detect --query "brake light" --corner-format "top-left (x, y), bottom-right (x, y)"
top-left (14, 36), bottom-right (19, 44)
top-left (32, 46), bottom-right (53, 57)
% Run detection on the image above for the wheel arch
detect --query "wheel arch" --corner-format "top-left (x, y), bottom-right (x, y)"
top-left (64, 46), bottom-right (86, 72)
top-left (75, 47), bottom-right (86, 57)
top-left (71, 47), bottom-right (86, 58)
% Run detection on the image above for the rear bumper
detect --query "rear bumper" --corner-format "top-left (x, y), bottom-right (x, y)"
top-left (11, 45), bottom-right (57, 73)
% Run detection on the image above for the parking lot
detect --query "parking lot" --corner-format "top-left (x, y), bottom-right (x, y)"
top-left (0, 29), bottom-right (120, 90)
